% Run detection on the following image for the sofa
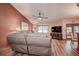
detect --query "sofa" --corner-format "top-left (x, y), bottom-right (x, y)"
top-left (7, 31), bottom-right (51, 56)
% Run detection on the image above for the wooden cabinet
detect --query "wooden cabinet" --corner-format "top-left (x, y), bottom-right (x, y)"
top-left (50, 32), bottom-right (62, 40)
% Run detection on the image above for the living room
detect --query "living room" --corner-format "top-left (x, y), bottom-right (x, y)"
top-left (0, 3), bottom-right (79, 56)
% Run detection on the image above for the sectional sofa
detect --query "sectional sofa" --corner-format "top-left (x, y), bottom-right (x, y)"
top-left (7, 31), bottom-right (51, 56)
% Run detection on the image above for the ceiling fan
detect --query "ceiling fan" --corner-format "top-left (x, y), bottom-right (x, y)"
top-left (32, 12), bottom-right (48, 20)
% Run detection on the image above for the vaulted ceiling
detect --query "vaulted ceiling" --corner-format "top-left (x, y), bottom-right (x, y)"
top-left (11, 3), bottom-right (79, 24)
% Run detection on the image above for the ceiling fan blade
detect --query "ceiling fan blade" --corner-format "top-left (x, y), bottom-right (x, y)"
top-left (32, 15), bottom-right (38, 19)
top-left (41, 17), bottom-right (48, 19)
top-left (32, 15), bottom-right (37, 17)
top-left (33, 17), bottom-right (39, 19)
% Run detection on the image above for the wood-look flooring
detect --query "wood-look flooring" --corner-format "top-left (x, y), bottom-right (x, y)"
top-left (1, 39), bottom-right (79, 56)
top-left (51, 39), bottom-right (79, 56)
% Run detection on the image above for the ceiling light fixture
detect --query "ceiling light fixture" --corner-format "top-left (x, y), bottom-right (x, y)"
top-left (32, 12), bottom-right (48, 20)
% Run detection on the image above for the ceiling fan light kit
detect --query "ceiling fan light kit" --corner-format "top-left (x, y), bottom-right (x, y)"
top-left (38, 17), bottom-right (42, 20)
top-left (32, 12), bottom-right (48, 20)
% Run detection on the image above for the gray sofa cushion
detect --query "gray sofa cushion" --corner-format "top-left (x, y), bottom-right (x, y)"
top-left (27, 33), bottom-right (50, 38)
top-left (11, 44), bottom-right (28, 53)
top-left (7, 33), bottom-right (26, 45)
top-left (28, 45), bottom-right (51, 56)
top-left (27, 37), bottom-right (50, 47)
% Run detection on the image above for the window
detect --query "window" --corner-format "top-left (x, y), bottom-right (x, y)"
top-left (21, 22), bottom-right (28, 30)
top-left (66, 27), bottom-right (72, 38)
top-left (37, 25), bottom-right (48, 33)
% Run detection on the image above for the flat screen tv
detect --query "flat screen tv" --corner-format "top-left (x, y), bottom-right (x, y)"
top-left (51, 26), bottom-right (62, 32)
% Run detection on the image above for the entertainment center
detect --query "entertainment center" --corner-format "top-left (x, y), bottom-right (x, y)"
top-left (50, 26), bottom-right (62, 40)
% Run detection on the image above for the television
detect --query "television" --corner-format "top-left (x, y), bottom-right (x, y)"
top-left (51, 26), bottom-right (62, 32)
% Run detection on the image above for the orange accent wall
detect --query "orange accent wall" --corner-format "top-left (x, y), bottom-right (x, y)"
top-left (0, 3), bottom-right (33, 47)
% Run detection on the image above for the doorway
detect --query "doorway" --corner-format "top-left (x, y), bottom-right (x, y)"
top-left (66, 23), bottom-right (79, 40)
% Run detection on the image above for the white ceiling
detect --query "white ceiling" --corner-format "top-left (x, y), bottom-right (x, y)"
top-left (11, 3), bottom-right (79, 24)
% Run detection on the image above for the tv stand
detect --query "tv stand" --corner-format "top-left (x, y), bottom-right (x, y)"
top-left (50, 32), bottom-right (62, 40)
